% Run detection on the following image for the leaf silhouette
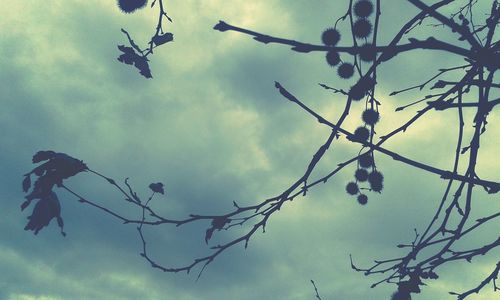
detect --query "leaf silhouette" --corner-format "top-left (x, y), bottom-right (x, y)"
top-left (211, 216), bottom-right (229, 229)
top-left (117, 45), bottom-right (152, 78)
top-left (205, 217), bottom-right (229, 244)
top-left (22, 151), bottom-right (87, 234)
top-left (22, 175), bottom-right (31, 193)
top-left (24, 191), bottom-right (65, 236)
top-left (32, 150), bottom-right (56, 163)
top-left (152, 33), bottom-right (173, 46)
top-left (149, 182), bottom-right (165, 194)
top-left (205, 227), bottom-right (215, 244)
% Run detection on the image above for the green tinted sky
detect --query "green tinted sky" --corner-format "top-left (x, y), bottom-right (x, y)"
top-left (0, 1), bottom-right (498, 299)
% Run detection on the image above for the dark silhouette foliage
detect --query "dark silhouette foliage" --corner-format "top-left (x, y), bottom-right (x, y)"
top-left (22, 151), bottom-right (87, 236)
top-left (19, 0), bottom-right (500, 299)
top-left (115, 0), bottom-right (173, 78)
top-left (24, 191), bottom-right (64, 236)
top-left (149, 182), bottom-right (165, 194)
top-left (117, 45), bottom-right (153, 78)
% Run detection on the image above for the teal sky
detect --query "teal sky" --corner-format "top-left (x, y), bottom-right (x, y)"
top-left (0, 1), bottom-right (498, 300)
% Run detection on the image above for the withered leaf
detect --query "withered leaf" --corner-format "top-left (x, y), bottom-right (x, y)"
top-left (149, 182), bottom-right (165, 194)
top-left (22, 175), bottom-right (31, 193)
top-left (117, 45), bottom-right (153, 78)
top-left (24, 191), bottom-right (65, 236)
top-left (152, 33), bottom-right (173, 46)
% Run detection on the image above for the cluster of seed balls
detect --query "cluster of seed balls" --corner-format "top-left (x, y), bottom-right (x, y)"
top-left (344, 107), bottom-right (383, 205)
top-left (346, 106), bottom-right (383, 206)
top-left (320, 1), bottom-right (384, 205)
top-left (345, 108), bottom-right (384, 205)
top-left (321, 0), bottom-right (376, 78)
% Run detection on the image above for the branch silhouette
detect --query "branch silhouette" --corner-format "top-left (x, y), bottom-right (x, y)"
top-left (20, 0), bottom-right (499, 299)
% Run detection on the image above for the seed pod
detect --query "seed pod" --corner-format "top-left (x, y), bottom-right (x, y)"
top-left (117, 0), bottom-right (148, 14)
top-left (353, 127), bottom-right (370, 142)
top-left (346, 182), bottom-right (359, 195)
top-left (362, 108), bottom-right (380, 125)
top-left (338, 63), bottom-right (354, 79)
top-left (326, 51), bottom-right (341, 67)
top-left (357, 194), bottom-right (368, 205)
top-left (354, 0), bottom-right (374, 18)
top-left (355, 169), bottom-right (369, 181)
top-left (353, 19), bottom-right (372, 38)
top-left (321, 28), bottom-right (341, 46)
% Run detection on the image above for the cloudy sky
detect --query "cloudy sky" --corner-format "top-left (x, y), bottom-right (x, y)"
top-left (0, 1), bottom-right (498, 299)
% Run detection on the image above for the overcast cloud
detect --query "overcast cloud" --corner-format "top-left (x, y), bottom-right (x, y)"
top-left (0, 1), bottom-right (498, 300)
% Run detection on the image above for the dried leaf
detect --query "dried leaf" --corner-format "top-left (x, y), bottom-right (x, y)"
top-left (205, 227), bottom-right (215, 244)
top-left (20, 200), bottom-right (30, 211)
top-left (211, 217), bottom-right (229, 229)
top-left (22, 151), bottom-right (87, 235)
top-left (22, 175), bottom-right (31, 193)
top-left (24, 191), bottom-right (64, 236)
top-left (32, 151), bottom-right (56, 163)
top-left (149, 182), bottom-right (165, 194)
top-left (152, 33), bottom-right (173, 46)
top-left (117, 45), bottom-right (152, 78)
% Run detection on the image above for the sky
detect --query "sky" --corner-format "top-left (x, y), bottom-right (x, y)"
top-left (0, 1), bottom-right (498, 300)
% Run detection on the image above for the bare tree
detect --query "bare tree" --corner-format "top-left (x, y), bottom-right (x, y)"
top-left (20, 0), bottom-right (499, 299)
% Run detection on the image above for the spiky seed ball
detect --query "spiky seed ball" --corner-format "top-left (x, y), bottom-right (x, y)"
top-left (368, 170), bottom-right (383, 184)
top-left (354, 0), bottom-right (374, 18)
top-left (368, 170), bottom-right (384, 192)
top-left (337, 63), bottom-right (354, 79)
top-left (359, 43), bottom-right (377, 62)
top-left (358, 153), bottom-right (374, 168)
top-left (349, 85), bottom-right (366, 101)
top-left (350, 76), bottom-right (374, 101)
top-left (326, 51), bottom-right (341, 66)
top-left (355, 168), bottom-right (369, 181)
top-left (391, 290), bottom-right (411, 300)
top-left (371, 182), bottom-right (383, 192)
top-left (117, 0), bottom-right (148, 13)
top-left (353, 19), bottom-right (372, 38)
top-left (321, 28), bottom-right (341, 46)
top-left (362, 108), bottom-right (380, 125)
top-left (346, 182), bottom-right (359, 195)
top-left (357, 76), bottom-right (375, 90)
top-left (357, 194), bottom-right (368, 205)
top-left (353, 126), bottom-right (370, 142)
